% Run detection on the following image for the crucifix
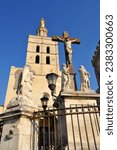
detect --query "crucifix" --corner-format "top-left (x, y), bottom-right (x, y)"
top-left (52, 31), bottom-right (80, 67)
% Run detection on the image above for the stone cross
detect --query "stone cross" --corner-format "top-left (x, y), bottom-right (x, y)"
top-left (52, 31), bottom-right (80, 66)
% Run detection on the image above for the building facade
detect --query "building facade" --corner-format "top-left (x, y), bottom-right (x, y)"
top-left (0, 19), bottom-right (100, 150)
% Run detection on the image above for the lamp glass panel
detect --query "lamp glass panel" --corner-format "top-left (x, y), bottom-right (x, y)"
top-left (46, 73), bottom-right (58, 85)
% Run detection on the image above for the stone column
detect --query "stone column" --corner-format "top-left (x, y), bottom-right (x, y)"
top-left (0, 107), bottom-right (38, 150)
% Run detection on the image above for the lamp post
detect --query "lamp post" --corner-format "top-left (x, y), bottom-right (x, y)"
top-left (46, 72), bottom-right (62, 108)
top-left (45, 73), bottom-right (67, 149)
top-left (40, 94), bottom-right (49, 111)
top-left (40, 93), bottom-right (49, 150)
top-left (46, 73), bottom-right (58, 96)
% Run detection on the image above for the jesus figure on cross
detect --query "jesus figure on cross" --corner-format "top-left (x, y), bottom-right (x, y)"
top-left (52, 31), bottom-right (80, 66)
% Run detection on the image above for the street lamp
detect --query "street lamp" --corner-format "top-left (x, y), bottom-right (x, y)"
top-left (46, 73), bottom-right (58, 96)
top-left (46, 73), bottom-right (62, 108)
top-left (45, 73), bottom-right (67, 149)
top-left (40, 93), bottom-right (49, 110)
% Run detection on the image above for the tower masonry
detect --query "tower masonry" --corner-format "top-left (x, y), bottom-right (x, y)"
top-left (3, 18), bottom-right (61, 110)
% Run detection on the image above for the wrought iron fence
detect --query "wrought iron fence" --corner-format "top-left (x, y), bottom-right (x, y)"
top-left (33, 104), bottom-right (100, 150)
top-left (0, 121), bottom-right (3, 143)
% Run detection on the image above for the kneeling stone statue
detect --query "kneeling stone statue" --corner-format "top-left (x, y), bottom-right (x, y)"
top-left (79, 65), bottom-right (91, 92)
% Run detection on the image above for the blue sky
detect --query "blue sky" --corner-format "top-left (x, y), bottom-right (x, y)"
top-left (0, 0), bottom-right (100, 105)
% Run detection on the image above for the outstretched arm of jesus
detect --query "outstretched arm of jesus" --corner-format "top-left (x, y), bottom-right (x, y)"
top-left (52, 36), bottom-right (64, 42)
top-left (71, 38), bottom-right (80, 43)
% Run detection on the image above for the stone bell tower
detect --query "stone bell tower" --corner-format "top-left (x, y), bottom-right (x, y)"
top-left (26, 18), bottom-right (60, 75)
top-left (0, 19), bottom-right (62, 150)
top-left (3, 18), bottom-right (61, 110)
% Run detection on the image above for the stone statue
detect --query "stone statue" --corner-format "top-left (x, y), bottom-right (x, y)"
top-left (19, 65), bottom-right (34, 100)
top-left (61, 64), bottom-right (70, 91)
top-left (40, 18), bottom-right (45, 28)
top-left (7, 65), bottom-right (38, 110)
top-left (79, 65), bottom-right (90, 91)
top-left (37, 18), bottom-right (48, 36)
top-left (52, 31), bottom-right (80, 65)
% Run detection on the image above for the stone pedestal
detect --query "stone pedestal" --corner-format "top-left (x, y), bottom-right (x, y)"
top-left (0, 105), bottom-right (38, 150)
top-left (69, 73), bottom-right (77, 91)
top-left (68, 64), bottom-right (77, 91)
top-left (60, 91), bottom-right (100, 150)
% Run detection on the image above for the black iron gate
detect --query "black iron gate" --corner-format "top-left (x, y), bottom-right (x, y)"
top-left (33, 104), bottom-right (100, 150)
top-left (0, 121), bottom-right (3, 143)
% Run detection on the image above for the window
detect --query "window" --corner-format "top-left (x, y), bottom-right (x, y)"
top-left (35, 55), bottom-right (40, 64)
top-left (46, 46), bottom-right (50, 53)
top-left (46, 56), bottom-right (50, 64)
top-left (36, 45), bottom-right (40, 52)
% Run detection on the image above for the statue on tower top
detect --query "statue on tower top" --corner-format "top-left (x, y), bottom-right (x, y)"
top-left (37, 18), bottom-right (48, 37)
top-left (40, 18), bottom-right (45, 28)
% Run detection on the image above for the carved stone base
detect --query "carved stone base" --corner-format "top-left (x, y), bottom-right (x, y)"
top-left (7, 95), bottom-right (38, 112)
top-left (0, 109), bottom-right (35, 150)
top-left (68, 64), bottom-right (77, 91)
top-left (69, 73), bottom-right (77, 91)
top-left (79, 89), bottom-right (95, 94)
